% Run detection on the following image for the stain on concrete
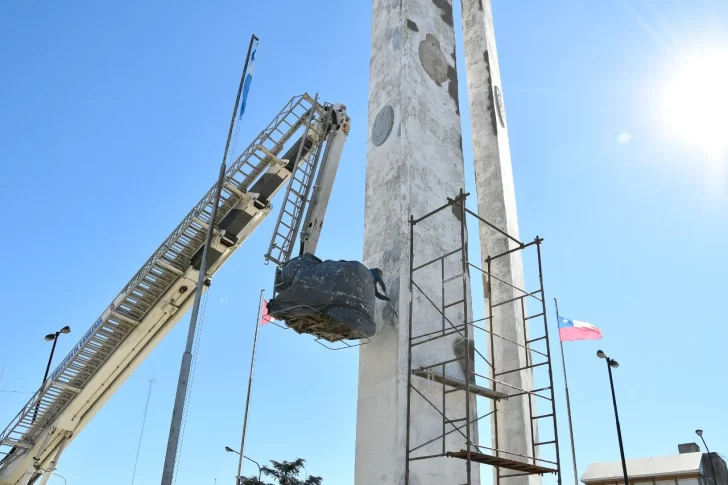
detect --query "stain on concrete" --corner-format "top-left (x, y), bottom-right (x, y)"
top-left (418, 33), bottom-right (448, 85)
top-left (458, 133), bottom-right (463, 152)
top-left (447, 65), bottom-right (459, 115)
top-left (453, 338), bottom-right (476, 382)
top-left (397, 123), bottom-right (401, 137)
top-left (388, 26), bottom-right (403, 50)
top-left (406, 19), bottom-right (419, 31)
top-left (483, 50), bottom-right (498, 135)
top-left (432, 0), bottom-right (454, 27)
top-left (381, 241), bottom-right (401, 269)
top-left (478, 0), bottom-right (484, 10)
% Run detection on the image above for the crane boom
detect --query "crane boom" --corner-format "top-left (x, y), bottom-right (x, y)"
top-left (0, 93), bottom-right (349, 485)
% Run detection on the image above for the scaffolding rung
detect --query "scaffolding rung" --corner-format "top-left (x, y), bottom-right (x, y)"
top-left (444, 299), bottom-right (465, 309)
top-left (492, 290), bottom-right (542, 309)
top-left (525, 312), bottom-right (544, 320)
top-left (531, 413), bottom-right (554, 420)
top-left (534, 440), bottom-right (556, 446)
top-left (494, 361), bottom-right (548, 377)
top-left (526, 336), bottom-right (546, 344)
top-left (443, 273), bottom-right (464, 284)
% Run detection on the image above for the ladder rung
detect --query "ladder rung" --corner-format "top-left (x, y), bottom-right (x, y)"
top-left (258, 145), bottom-right (285, 166)
top-left (526, 336), bottom-right (546, 344)
top-left (53, 381), bottom-right (83, 394)
top-left (525, 312), bottom-right (544, 320)
top-left (192, 216), bottom-right (209, 229)
top-left (2, 439), bottom-right (32, 450)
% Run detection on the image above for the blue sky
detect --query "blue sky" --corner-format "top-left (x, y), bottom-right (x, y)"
top-left (1, 1), bottom-right (727, 484)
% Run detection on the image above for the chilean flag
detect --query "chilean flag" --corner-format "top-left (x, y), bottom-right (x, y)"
top-left (259, 300), bottom-right (277, 326)
top-left (558, 316), bottom-right (602, 342)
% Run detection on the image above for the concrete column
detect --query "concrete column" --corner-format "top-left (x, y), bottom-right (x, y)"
top-left (355, 0), bottom-right (478, 484)
top-left (461, 2), bottom-right (539, 485)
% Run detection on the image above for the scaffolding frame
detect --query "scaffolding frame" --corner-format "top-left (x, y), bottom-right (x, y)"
top-left (405, 191), bottom-right (562, 485)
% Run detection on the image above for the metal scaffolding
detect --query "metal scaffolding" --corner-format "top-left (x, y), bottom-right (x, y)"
top-left (405, 191), bottom-right (561, 485)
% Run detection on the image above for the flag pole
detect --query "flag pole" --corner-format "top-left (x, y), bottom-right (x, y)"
top-left (555, 298), bottom-right (579, 485)
top-left (236, 289), bottom-right (265, 485)
top-left (161, 34), bottom-right (259, 485)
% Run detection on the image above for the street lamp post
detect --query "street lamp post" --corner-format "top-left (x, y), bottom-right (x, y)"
top-left (225, 446), bottom-right (262, 482)
top-left (695, 430), bottom-right (718, 485)
top-left (33, 326), bottom-right (71, 422)
top-left (597, 350), bottom-right (629, 485)
top-left (53, 472), bottom-right (67, 485)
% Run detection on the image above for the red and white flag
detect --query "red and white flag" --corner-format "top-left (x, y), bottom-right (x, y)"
top-left (259, 300), bottom-right (277, 326)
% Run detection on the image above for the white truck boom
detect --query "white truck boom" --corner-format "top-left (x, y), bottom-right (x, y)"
top-left (0, 93), bottom-right (350, 485)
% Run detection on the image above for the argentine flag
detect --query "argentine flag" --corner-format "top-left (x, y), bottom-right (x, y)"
top-left (557, 316), bottom-right (602, 342)
top-left (239, 41), bottom-right (257, 119)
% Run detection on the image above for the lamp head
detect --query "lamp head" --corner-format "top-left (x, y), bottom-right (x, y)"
top-left (609, 360), bottom-right (619, 369)
top-left (696, 429), bottom-right (703, 437)
top-left (60, 326), bottom-right (71, 334)
top-left (225, 446), bottom-right (235, 453)
top-left (44, 334), bottom-right (56, 342)
top-left (596, 350), bottom-right (606, 359)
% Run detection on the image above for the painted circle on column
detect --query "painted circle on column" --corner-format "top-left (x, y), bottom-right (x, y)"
top-left (372, 105), bottom-right (394, 146)
top-left (494, 85), bottom-right (506, 127)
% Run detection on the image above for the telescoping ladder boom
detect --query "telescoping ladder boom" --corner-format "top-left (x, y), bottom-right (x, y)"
top-left (0, 93), bottom-right (350, 485)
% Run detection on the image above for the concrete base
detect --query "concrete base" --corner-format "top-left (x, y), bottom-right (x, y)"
top-left (461, 2), bottom-right (540, 485)
top-left (354, 0), bottom-right (478, 484)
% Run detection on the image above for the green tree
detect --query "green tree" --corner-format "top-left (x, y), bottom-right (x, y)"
top-left (239, 458), bottom-right (322, 485)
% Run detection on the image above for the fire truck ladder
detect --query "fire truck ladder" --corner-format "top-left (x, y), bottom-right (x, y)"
top-left (265, 97), bottom-right (329, 266)
top-left (0, 93), bottom-right (330, 485)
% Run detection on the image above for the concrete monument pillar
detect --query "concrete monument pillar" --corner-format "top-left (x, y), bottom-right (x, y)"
top-left (461, 2), bottom-right (539, 485)
top-left (355, 0), bottom-right (478, 484)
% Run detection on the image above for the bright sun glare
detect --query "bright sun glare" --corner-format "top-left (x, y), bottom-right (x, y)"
top-left (662, 51), bottom-right (728, 161)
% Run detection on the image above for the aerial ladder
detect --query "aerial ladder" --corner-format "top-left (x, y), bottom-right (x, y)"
top-left (0, 93), bottom-right (351, 485)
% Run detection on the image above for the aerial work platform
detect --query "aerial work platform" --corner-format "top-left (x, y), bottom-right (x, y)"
top-left (267, 254), bottom-right (378, 347)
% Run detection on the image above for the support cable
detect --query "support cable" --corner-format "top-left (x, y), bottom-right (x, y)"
top-left (131, 374), bottom-right (157, 485)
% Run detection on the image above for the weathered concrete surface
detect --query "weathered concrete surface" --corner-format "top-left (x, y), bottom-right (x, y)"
top-left (355, 0), bottom-right (478, 483)
top-left (461, 2), bottom-right (539, 485)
